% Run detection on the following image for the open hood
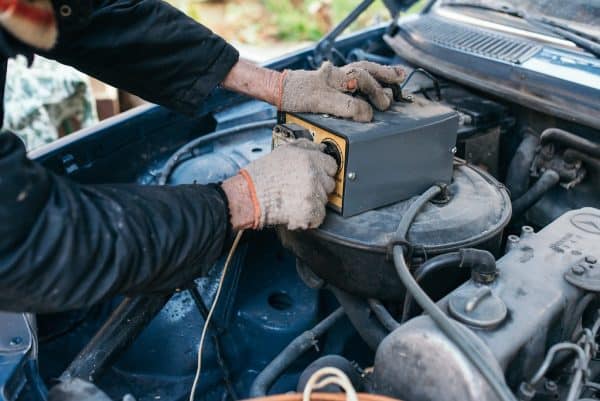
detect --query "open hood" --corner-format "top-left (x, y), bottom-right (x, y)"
top-left (382, 0), bottom-right (423, 17)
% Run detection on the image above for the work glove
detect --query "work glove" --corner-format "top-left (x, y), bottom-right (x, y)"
top-left (279, 61), bottom-right (406, 122)
top-left (240, 138), bottom-right (337, 230)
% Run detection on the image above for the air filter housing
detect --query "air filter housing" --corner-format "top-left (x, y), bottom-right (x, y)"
top-left (278, 163), bottom-right (511, 301)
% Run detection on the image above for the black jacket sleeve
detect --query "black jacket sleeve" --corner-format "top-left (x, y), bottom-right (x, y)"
top-left (0, 132), bottom-right (230, 313)
top-left (43, 0), bottom-right (240, 115)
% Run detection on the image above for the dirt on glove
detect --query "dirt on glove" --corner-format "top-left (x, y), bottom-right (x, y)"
top-left (280, 61), bottom-right (405, 122)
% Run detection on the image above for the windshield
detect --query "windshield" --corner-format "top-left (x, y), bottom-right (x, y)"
top-left (443, 0), bottom-right (600, 31)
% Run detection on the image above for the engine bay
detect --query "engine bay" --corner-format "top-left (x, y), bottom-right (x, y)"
top-left (6, 3), bottom-right (600, 401)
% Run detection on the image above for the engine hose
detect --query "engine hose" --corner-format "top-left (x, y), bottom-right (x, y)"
top-left (540, 128), bottom-right (600, 159)
top-left (511, 169), bottom-right (560, 217)
top-left (158, 119), bottom-right (276, 185)
top-left (400, 252), bottom-right (462, 323)
top-left (249, 308), bottom-right (345, 398)
top-left (564, 293), bottom-right (598, 342)
top-left (330, 287), bottom-right (388, 350)
top-left (506, 132), bottom-right (539, 200)
top-left (297, 355), bottom-right (365, 392)
top-left (347, 49), bottom-right (394, 65)
top-left (391, 186), bottom-right (441, 240)
top-left (390, 185), bottom-right (517, 401)
top-left (367, 299), bottom-right (400, 332)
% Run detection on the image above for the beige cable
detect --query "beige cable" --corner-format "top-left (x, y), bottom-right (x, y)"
top-left (189, 230), bottom-right (245, 401)
top-left (302, 367), bottom-right (359, 401)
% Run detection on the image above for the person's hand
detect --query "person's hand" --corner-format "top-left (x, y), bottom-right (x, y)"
top-left (278, 61), bottom-right (406, 122)
top-left (221, 139), bottom-right (337, 230)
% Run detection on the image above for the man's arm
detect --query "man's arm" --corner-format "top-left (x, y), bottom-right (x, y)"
top-left (221, 59), bottom-right (282, 106)
top-left (0, 132), bottom-right (232, 313)
top-left (42, 0), bottom-right (404, 121)
top-left (0, 131), bottom-right (333, 313)
top-left (43, 0), bottom-right (239, 115)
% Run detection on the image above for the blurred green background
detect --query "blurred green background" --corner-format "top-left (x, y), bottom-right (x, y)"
top-left (168, 0), bottom-right (423, 47)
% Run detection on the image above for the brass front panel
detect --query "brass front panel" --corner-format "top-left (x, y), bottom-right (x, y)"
top-left (285, 114), bottom-right (347, 210)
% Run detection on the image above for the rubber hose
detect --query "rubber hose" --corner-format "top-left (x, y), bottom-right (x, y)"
top-left (297, 355), bottom-right (364, 392)
top-left (329, 287), bottom-right (388, 351)
top-left (158, 119), bottom-right (276, 185)
top-left (390, 187), bottom-right (516, 401)
top-left (506, 133), bottom-right (539, 200)
top-left (392, 186), bottom-right (441, 240)
top-left (367, 299), bottom-right (400, 332)
top-left (540, 128), bottom-right (600, 159)
top-left (249, 308), bottom-right (345, 398)
top-left (511, 169), bottom-right (560, 217)
top-left (347, 49), bottom-right (394, 65)
top-left (400, 252), bottom-right (462, 323)
top-left (564, 293), bottom-right (597, 342)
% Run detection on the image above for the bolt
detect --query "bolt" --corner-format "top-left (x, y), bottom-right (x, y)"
top-left (347, 172), bottom-right (357, 181)
top-left (585, 256), bottom-right (598, 264)
top-left (572, 265), bottom-right (585, 276)
top-left (544, 380), bottom-right (558, 393)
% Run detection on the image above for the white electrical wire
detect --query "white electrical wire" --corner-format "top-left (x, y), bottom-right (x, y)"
top-left (189, 230), bottom-right (245, 401)
top-left (302, 367), bottom-right (359, 401)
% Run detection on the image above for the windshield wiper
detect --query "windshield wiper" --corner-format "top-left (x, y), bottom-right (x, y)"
top-left (441, 1), bottom-right (525, 17)
top-left (536, 16), bottom-right (600, 44)
top-left (440, 1), bottom-right (600, 58)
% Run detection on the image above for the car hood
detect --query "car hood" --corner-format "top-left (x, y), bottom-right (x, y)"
top-left (383, 0), bottom-right (422, 16)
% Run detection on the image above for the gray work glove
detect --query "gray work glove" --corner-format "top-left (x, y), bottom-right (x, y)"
top-left (279, 61), bottom-right (406, 122)
top-left (240, 139), bottom-right (337, 230)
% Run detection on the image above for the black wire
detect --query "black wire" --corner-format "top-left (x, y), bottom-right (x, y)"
top-left (400, 68), bottom-right (442, 101)
top-left (249, 307), bottom-right (346, 397)
top-left (400, 252), bottom-right (462, 323)
top-left (188, 286), bottom-right (239, 401)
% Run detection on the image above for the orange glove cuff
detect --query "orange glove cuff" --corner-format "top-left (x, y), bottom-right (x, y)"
top-left (239, 169), bottom-right (261, 229)
top-left (276, 70), bottom-right (288, 111)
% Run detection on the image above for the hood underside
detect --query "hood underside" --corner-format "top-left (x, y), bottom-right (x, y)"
top-left (383, 0), bottom-right (422, 16)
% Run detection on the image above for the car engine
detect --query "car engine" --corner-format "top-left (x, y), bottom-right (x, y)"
top-left (7, 5), bottom-right (599, 401)
top-left (150, 93), bottom-right (600, 401)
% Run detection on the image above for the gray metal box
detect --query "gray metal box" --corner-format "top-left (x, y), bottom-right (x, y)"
top-left (283, 98), bottom-right (459, 216)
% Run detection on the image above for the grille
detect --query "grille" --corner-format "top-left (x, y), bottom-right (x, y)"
top-left (403, 17), bottom-right (541, 64)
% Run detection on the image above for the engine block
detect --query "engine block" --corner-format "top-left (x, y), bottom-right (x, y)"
top-left (372, 207), bottom-right (600, 401)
